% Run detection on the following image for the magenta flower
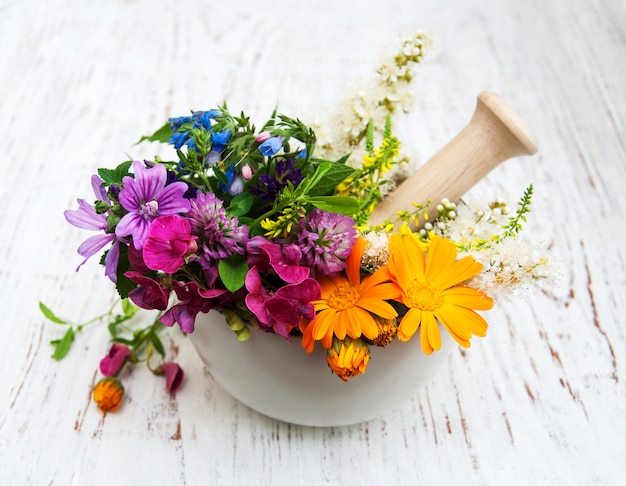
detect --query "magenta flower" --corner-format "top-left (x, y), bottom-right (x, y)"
top-left (116, 161), bottom-right (191, 250)
top-left (256, 240), bottom-right (310, 284)
top-left (160, 280), bottom-right (228, 333)
top-left (245, 267), bottom-right (320, 338)
top-left (125, 272), bottom-right (171, 310)
top-left (244, 266), bottom-right (274, 328)
top-left (143, 215), bottom-right (198, 274)
top-left (99, 343), bottom-right (132, 377)
top-left (64, 175), bottom-right (120, 282)
top-left (265, 278), bottom-right (321, 338)
top-left (160, 362), bottom-right (184, 393)
top-left (297, 209), bottom-right (356, 276)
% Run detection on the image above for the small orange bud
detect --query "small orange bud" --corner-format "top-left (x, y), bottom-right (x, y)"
top-left (93, 377), bottom-right (124, 413)
top-left (326, 337), bottom-right (370, 382)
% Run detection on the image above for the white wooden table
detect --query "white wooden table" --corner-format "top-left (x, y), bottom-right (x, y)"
top-left (2, 0), bottom-right (624, 484)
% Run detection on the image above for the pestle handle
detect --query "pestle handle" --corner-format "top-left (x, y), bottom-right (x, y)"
top-left (368, 91), bottom-right (539, 227)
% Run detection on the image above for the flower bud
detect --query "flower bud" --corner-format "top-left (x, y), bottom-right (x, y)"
top-left (160, 362), bottom-right (184, 393)
top-left (93, 377), bottom-right (124, 413)
top-left (326, 337), bottom-right (370, 381)
top-left (99, 343), bottom-right (131, 377)
top-left (241, 164), bottom-right (253, 180)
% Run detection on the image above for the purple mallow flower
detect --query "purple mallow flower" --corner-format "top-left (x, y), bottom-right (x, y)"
top-left (64, 175), bottom-right (121, 282)
top-left (186, 192), bottom-right (248, 270)
top-left (115, 161), bottom-right (191, 250)
top-left (297, 209), bottom-right (357, 276)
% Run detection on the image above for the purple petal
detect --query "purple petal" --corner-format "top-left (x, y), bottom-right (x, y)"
top-left (115, 213), bottom-right (150, 249)
top-left (133, 161), bottom-right (166, 202)
top-left (64, 199), bottom-right (107, 230)
top-left (91, 174), bottom-right (109, 203)
top-left (76, 234), bottom-right (115, 271)
top-left (104, 240), bottom-right (120, 282)
top-left (118, 175), bottom-right (142, 212)
top-left (157, 181), bottom-right (191, 214)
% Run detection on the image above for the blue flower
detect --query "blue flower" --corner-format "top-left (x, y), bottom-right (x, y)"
top-left (168, 116), bottom-right (192, 131)
top-left (219, 165), bottom-right (244, 196)
top-left (259, 136), bottom-right (285, 156)
top-left (211, 129), bottom-right (231, 152)
top-left (192, 110), bottom-right (220, 130)
top-left (169, 131), bottom-right (191, 150)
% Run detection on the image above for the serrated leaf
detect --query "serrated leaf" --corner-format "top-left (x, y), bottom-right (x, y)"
top-left (53, 327), bottom-right (75, 360)
top-left (39, 302), bottom-right (68, 324)
top-left (218, 255), bottom-right (248, 292)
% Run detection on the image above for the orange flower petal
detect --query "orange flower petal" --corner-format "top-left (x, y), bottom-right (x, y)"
top-left (397, 307), bottom-right (422, 341)
top-left (443, 286), bottom-right (494, 310)
top-left (424, 235), bottom-right (457, 281)
top-left (435, 256), bottom-right (484, 289)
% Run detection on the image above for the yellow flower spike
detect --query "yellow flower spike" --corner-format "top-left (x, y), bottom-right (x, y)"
top-left (93, 377), bottom-right (124, 413)
top-left (326, 336), bottom-right (371, 381)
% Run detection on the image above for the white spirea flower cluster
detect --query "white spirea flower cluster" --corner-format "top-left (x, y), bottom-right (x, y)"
top-left (309, 32), bottom-right (429, 182)
top-left (437, 197), bottom-right (559, 301)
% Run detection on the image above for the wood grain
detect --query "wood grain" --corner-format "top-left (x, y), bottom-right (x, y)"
top-left (1, 0), bottom-right (625, 484)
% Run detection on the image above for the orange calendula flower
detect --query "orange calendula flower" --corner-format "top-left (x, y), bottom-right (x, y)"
top-left (93, 377), bottom-right (124, 413)
top-left (300, 236), bottom-right (401, 351)
top-left (387, 233), bottom-right (493, 354)
top-left (326, 337), bottom-right (371, 381)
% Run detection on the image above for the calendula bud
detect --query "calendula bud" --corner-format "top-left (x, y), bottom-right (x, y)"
top-left (370, 317), bottom-right (397, 347)
top-left (93, 377), bottom-right (124, 413)
top-left (326, 337), bottom-right (370, 382)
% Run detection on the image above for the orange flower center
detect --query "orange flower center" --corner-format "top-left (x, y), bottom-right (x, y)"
top-left (406, 279), bottom-right (443, 311)
top-left (327, 284), bottom-right (360, 311)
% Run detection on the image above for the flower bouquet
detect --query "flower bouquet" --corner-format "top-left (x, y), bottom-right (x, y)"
top-left (47, 34), bottom-right (556, 425)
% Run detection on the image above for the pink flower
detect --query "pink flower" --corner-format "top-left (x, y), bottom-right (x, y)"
top-left (245, 267), bottom-right (321, 339)
top-left (253, 238), bottom-right (309, 284)
top-left (242, 164), bottom-right (253, 180)
top-left (125, 272), bottom-right (171, 310)
top-left (245, 266), bottom-right (274, 327)
top-left (160, 280), bottom-right (228, 333)
top-left (255, 131), bottom-right (272, 143)
top-left (99, 344), bottom-right (132, 377)
top-left (143, 215), bottom-right (198, 273)
top-left (160, 362), bottom-right (184, 393)
top-left (266, 278), bottom-right (321, 326)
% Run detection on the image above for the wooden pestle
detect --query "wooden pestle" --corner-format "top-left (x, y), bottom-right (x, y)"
top-left (368, 91), bottom-right (539, 227)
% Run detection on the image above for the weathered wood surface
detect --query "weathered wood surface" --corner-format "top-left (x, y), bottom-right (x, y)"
top-left (1, 0), bottom-right (624, 484)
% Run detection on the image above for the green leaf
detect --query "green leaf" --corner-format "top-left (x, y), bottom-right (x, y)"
top-left (121, 298), bottom-right (139, 318)
top-left (307, 196), bottom-right (360, 215)
top-left (218, 255), bottom-right (248, 292)
top-left (53, 327), bottom-right (75, 360)
top-left (39, 302), bottom-right (67, 324)
top-left (149, 331), bottom-right (165, 357)
top-left (115, 245), bottom-right (136, 300)
top-left (228, 192), bottom-right (254, 217)
top-left (302, 161), bottom-right (331, 193)
top-left (136, 122), bottom-right (173, 144)
top-left (307, 162), bottom-right (356, 196)
top-left (98, 160), bottom-right (133, 186)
